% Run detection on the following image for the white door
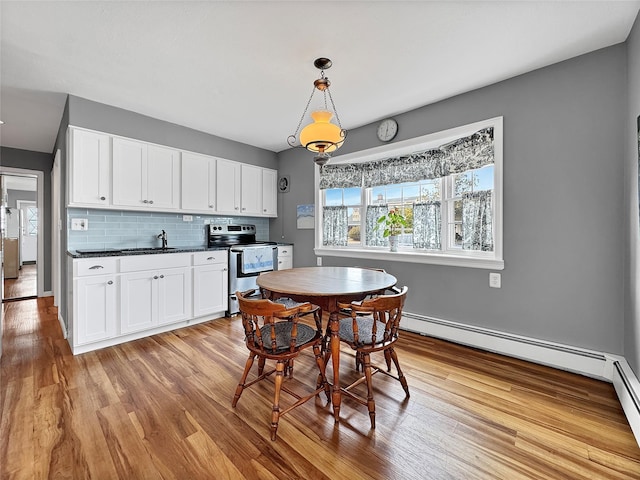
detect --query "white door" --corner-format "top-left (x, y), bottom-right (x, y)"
top-left (113, 138), bottom-right (146, 207)
top-left (120, 271), bottom-right (157, 334)
top-left (216, 159), bottom-right (241, 214)
top-left (193, 263), bottom-right (228, 316)
top-left (146, 145), bottom-right (180, 210)
top-left (17, 200), bottom-right (37, 263)
top-left (157, 266), bottom-right (192, 325)
top-left (240, 164), bottom-right (262, 215)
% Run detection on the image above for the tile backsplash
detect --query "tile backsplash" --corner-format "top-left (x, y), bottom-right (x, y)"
top-left (67, 208), bottom-right (270, 251)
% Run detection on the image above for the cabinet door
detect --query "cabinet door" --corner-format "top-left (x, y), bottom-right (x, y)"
top-left (147, 145), bottom-right (180, 210)
top-left (70, 129), bottom-right (111, 206)
top-left (193, 263), bottom-right (228, 317)
top-left (182, 152), bottom-right (216, 212)
top-left (113, 138), bottom-right (146, 207)
top-left (262, 168), bottom-right (277, 216)
top-left (240, 164), bottom-right (262, 215)
top-left (75, 275), bottom-right (117, 344)
top-left (216, 159), bottom-right (241, 214)
top-left (157, 267), bottom-right (192, 325)
top-left (120, 271), bottom-right (157, 334)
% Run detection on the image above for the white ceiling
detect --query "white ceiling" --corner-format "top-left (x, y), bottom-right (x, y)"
top-left (1, 1), bottom-right (639, 155)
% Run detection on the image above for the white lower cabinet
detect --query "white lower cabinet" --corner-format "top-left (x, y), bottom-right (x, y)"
top-left (276, 245), bottom-right (293, 270)
top-left (73, 258), bottom-right (118, 346)
top-left (70, 251), bottom-right (227, 354)
top-left (75, 274), bottom-right (118, 345)
top-left (193, 251), bottom-right (228, 317)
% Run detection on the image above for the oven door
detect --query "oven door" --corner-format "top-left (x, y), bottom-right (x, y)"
top-left (227, 246), bottom-right (277, 316)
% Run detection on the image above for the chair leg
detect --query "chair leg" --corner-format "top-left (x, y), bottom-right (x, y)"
top-left (258, 356), bottom-right (266, 376)
top-left (313, 344), bottom-right (331, 402)
top-left (389, 347), bottom-right (410, 397)
top-left (362, 352), bottom-right (376, 429)
top-left (232, 353), bottom-right (256, 407)
top-left (383, 349), bottom-right (392, 372)
top-left (271, 360), bottom-right (286, 441)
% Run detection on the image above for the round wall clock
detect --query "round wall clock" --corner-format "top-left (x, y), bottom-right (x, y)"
top-left (377, 118), bottom-right (398, 142)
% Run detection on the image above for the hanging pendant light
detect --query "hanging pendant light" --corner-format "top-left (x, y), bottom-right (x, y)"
top-left (287, 58), bottom-right (347, 166)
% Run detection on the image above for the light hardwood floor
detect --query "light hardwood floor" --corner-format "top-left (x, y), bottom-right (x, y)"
top-left (3, 263), bottom-right (37, 300)
top-left (1, 298), bottom-right (639, 479)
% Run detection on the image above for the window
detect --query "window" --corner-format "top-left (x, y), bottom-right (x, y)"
top-left (315, 117), bottom-right (503, 269)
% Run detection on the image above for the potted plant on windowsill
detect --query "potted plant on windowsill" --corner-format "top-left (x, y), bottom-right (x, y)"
top-left (375, 208), bottom-right (409, 252)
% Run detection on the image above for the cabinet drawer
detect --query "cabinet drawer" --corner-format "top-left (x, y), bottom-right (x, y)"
top-left (120, 252), bottom-right (191, 272)
top-left (75, 258), bottom-right (118, 276)
top-left (193, 250), bottom-right (228, 266)
top-left (277, 246), bottom-right (292, 258)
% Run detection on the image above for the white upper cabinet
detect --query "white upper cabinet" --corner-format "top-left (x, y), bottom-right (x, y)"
top-left (147, 145), bottom-right (180, 209)
top-left (216, 158), bottom-right (241, 214)
top-left (112, 138), bottom-right (180, 210)
top-left (112, 137), bottom-right (146, 207)
top-left (68, 127), bottom-right (275, 217)
top-left (181, 152), bottom-right (216, 212)
top-left (69, 128), bottom-right (111, 207)
top-left (262, 168), bottom-right (277, 216)
top-left (240, 164), bottom-right (262, 215)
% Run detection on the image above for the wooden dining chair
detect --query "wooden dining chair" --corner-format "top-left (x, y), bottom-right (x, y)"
top-left (232, 290), bottom-right (330, 440)
top-left (334, 286), bottom-right (410, 429)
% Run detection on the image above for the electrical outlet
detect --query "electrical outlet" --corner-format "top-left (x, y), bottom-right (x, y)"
top-left (317, 257), bottom-right (322, 266)
top-left (489, 272), bottom-right (501, 288)
top-left (183, 215), bottom-right (193, 222)
top-left (71, 218), bottom-right (88, 231)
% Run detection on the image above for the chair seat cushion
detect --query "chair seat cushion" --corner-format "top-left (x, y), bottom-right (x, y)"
top-left (338, 317), bottom-right (388, 346)
top-left (256, 322), bottom-right (317, 352)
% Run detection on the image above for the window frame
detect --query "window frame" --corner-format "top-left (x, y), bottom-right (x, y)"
top-left (314, 117), bottom-right (504, 270)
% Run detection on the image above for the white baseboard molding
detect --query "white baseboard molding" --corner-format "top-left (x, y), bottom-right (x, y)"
top-left (402, 311), bottom-right (640, 447)
top-left (58, 313), bottom-right (67, 339)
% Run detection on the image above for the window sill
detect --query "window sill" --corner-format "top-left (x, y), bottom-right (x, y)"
top-left (314, 247), bottom-right (504, 270)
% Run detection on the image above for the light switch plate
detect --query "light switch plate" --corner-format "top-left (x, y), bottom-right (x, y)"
top-left (317, 257), bottom-right (322, 266)
top-left (489, 272), bottom-right (501, 288)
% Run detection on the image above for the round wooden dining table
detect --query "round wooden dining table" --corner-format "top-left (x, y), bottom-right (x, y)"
top-left (257, 266), bottom-right (398, 422)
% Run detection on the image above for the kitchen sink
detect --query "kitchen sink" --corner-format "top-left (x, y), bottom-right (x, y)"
top-left (120, 247), bottom-right (177, 253)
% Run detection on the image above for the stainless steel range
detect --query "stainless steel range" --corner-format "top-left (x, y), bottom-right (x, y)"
top-left (207, 224), bottom-right (277, 316)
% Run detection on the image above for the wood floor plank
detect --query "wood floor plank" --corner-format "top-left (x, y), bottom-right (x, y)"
top-left (2, 298), bottom-right (639, 479)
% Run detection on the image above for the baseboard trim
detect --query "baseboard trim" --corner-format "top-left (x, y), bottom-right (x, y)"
top-left (58, 313), bottom-right (67, 339)
top-left (402, 311), bottom-right (640, 447)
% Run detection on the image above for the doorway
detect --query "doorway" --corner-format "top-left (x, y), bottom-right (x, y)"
top-left (2, 174), bottom-right (38, 301)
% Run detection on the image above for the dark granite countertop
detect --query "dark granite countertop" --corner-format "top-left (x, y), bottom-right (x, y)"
top-left (67, 246), bottom-right (228, 259)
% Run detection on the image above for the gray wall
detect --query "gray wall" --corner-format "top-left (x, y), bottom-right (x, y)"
top-left (68, 95), bottom-right (278, 170)
top-left (0, 147), bottom-right (54, 291)
top-left (625, 13), bottom-right (640, 375)
top-left (275, 44), bottom-right (627, 356)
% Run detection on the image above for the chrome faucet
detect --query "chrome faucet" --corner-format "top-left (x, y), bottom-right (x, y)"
top-left (158, 229), bottom-right (167, 249)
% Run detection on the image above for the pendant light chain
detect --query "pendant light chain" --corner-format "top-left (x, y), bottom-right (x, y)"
top-left (287, 85), bottom-right (317, 148)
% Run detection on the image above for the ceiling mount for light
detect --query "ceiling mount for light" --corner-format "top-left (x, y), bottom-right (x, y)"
top-left (287, 57), bottom-right (347, 166)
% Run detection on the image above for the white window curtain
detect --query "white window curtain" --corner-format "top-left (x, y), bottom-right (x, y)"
top-left (462, 191), bottom-right (493, 251)
top-left (365, 205), bottom-right (389, 246)
top-left (413, 202), bottom-right (441, 250)
top-left (322, 206), bottom-right (348, 246)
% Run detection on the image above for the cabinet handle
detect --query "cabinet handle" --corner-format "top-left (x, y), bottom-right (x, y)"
top-left (143, 199), bottom-right (149, 204)
top-left (207, 257), bottom-right (214, 261)
top-left (160, 274), bottom-right (164, 278)
top-left (263, 209), bottom-right (267, 212)
top-left (282, 250), bottom-right (288, 254)
top-left (149, 200), bottom-right (154, 205)
top-left (223, 268), bottom-right (228, 271)
top-left (100, 196), bottom-right (106, 201)
top-left (235, 207), bottom-right (239, 210)
top-left (209, 204), bottom-right (214, 208)
top-left (242, 207), bottom-right (246, 211)
top-left (153, 275), bottom-right (159, 279)
top-left (107, 280), bottom-right (113, 285)
top-left (89, 265), bottom-right (104, 270)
